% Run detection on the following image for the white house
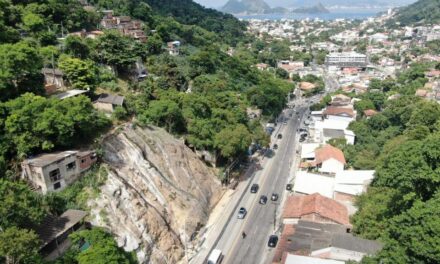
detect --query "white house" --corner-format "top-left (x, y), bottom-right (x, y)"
top-left (334, 170), bottom-right (375, 202)
top-left (300, 143), bottom-right (320, 160)
top-left (314, 145), bottom-right (346, 174)
top-left (293, 171), bottom-right (335, 198)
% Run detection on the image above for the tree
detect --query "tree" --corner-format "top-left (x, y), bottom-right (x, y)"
top-left (352, 187), bottom-right (402, 240)
top-left (65, 36), bottom-right (91, 59)
top-left (214, 124), bottom-right (252, 159)
top-left (0, 41), bottom-right (44, 101)
top-left (0, 180), bottom-right (46, 230)
top-left (95, 32), bottom-right (141, 75)
top-left (146, 33), bottom-right (163, 55)
top-left (381, 193), bottom-right (440, 263)
top-left (58, 56), bottom-right (98, 92)
top-left (354, 99), bottom-right (375, 114)
top-left (21, 13), bottom-right (45, 33)
top-left (139, 99), bottom-right (184, 133)
top-left (70, 228), bottom-right (135, 264)
top-left (0, 227), bottom-right (41, 264)
top-left (3, 93), bottom-right (110, 156)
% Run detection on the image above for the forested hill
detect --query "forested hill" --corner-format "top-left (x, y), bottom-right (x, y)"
top-left (144, 0), bottom-right (247, 40)
top-left (394, 0), bottom-right (440, 25)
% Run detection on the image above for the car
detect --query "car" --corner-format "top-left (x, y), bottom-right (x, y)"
top-left (283, 121), bottom-right (287, 125)
top-left (286, 184), bottom-right (293, 191)
top-left (259, 195), bottom-right (268, 205)
top-left (271, 193), bottom-right (279, 201)
top-left (268, 235), bottom-right (279, 247)
top-left (299, 128), bottom-right (307, 133)
top-left (250, 184), bottom-right (259, 193)
top-left (237, 207), bottom-right (247, 219)
top-left (299, 137), bottom-right (306, 143)
top-left (273, 144), bottom-right (278, 150)
top-left (277, 134), bottom-right (283, 139)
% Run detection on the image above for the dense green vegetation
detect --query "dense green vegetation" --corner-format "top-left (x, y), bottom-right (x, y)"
top-left (0, 0), bottom-right (294, 263)
top-left (332, 63), bottom-right (440, 263)
top-left (394, 0), bottom-right (440, 26)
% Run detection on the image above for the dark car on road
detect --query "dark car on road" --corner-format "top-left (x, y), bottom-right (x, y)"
top-left (268, 235), bottom-right (279, 247)
top-left (286, 184), bottom-right (293, 191)
top-left (250, 184), bottom-right (259, 193)
top-left (271, 193), bottom-right (279, 201)
top-left (277, 134), bottom-right (282, 139)
top-left (273, 144), bottom-right (278, 150)
top-left (259, 195), bottom-right (268, 205)
top-left (237, 207), bottom-right (247, 219)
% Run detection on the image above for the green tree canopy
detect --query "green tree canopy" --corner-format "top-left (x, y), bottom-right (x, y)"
top-left (0, 227), bottom-right (41, 264)
top-left (214, 124), bottom-right (252, 159)
top-left (0, 41), bottom-right (44, 101)
top-left (0, 179), bottom-right (46, 229)
top-left (58, 56), bottom-right (98, 92)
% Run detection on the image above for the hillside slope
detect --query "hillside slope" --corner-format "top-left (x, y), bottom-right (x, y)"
top-left (395, 0), bottom-right (440, 25)
top-left (144, 0), bottom-right (246, 39)
top-left (89, 125), bottom-right (222, 263)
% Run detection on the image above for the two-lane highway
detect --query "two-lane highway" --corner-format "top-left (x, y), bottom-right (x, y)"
top-left (212, 105), bottom-right (308, 264)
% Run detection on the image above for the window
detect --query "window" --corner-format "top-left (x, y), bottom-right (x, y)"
top-left (66, 161), bottom-right (76, 171)
top-left (53, 182), bottom-right (61, 190)
top-left (49, 169), bottom-right (61, 182)
top-left (81, 159), bottom-right (86, 164)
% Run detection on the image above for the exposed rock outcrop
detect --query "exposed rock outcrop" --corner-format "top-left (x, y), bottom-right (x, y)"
top-left (88, 125), bottom-right (222, 263)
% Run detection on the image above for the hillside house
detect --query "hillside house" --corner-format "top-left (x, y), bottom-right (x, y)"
top-left (36, 209), bottom-right (88, 260)
top-left (167, 41), bottom-right (181, 56)
top-left (94, 93), bottom-right (125, 113)
top-left (21, 151), bottom-right (96, 194)
top-left (42, 68), bottom-right (65, 94)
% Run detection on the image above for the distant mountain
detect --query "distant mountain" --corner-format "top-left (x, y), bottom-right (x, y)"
top-left (292, 3), bottom-right (330, 14)
top-left (221, 0), bottom-right (287, 14)
top-left (394, 0), bottom-right (440, 25)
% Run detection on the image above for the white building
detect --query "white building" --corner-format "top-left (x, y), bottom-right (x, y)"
top-left (293, 171), bottom-right (335, 198)
top-left (325, 52), bottom-right (368, 68)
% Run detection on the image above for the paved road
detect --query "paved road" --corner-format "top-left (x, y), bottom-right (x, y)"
top-left (212, 105), bottom-right (308, 264)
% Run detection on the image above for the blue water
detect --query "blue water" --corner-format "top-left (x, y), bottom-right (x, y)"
top-left (236, 8), bottom-right (388, 20)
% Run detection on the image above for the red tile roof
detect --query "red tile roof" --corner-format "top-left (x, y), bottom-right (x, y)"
top-left (324, 106), bottom-right (355, 118)
top-left (282, 193), bottom-right (350, 225)
top-left (315, 145), bottom-right (346, 165)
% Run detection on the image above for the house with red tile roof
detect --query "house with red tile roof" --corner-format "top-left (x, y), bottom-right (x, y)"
top-left (323, 106), bottom-right (356, 120)
top-left (314, 145), bottom-right (346, 174)
top-left (282, 193), bottom-right (350, 226)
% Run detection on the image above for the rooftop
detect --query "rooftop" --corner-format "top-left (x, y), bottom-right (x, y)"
top-left (293, 171), bottom-right (335, 198)
top-left (36, 209), bottom-right (87, 247)
top-left (23, 151), bottom-right (78, 167)
top-left (96, 93), bottom-right (124, 106)
top-left (284, 254), bottom-right (344, 264)
top-left (283, 193), bottom-right (350, 226)
top-left (324, 106), bottom-right (355, 118)
top-left (315, 145), bottom-right (346, 165)
top-left (53, 89), bottom-right (88, 100)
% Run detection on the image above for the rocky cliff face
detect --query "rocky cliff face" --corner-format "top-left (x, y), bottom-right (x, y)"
top-left (88, 125), bottom-right (222, 263)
